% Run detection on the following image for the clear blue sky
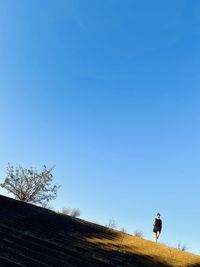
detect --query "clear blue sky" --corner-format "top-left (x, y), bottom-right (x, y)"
top-left (0, 0), bottom-right (200, 254)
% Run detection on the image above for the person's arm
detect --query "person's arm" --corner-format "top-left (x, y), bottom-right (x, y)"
top-left (153, 219), bottom-right (155, 226)
top-left (160, 220), bottom-right (162, 231)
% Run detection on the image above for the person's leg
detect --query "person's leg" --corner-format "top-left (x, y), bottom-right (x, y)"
top-left (156, 231), bottom-right (160, 240)
top-left (154, 232), bottom-right (158, 242)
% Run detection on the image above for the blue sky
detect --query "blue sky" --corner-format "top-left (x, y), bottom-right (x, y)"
top-left (0, 0), bottom-right (200, 254)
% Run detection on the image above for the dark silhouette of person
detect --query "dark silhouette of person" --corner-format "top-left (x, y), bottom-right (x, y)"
top-left (153, 213), bottom-right (162, 242)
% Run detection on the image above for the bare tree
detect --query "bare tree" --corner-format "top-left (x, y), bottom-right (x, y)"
top-left (0, 164), bottom-right (61, 205)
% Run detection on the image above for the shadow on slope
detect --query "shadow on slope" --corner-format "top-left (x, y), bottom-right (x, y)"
top-left (18, 214), bottom-right (173, 266)
top-left (0, 195), bottom-right (174, 266)
top-left (81, 236), bottom-right (174, 267)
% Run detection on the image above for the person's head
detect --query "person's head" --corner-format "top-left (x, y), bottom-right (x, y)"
top-left (157, 213), bottom-right (161, 219)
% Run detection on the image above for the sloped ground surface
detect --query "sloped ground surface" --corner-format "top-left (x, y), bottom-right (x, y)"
top-left (0, 195), bottom-right (199, 267)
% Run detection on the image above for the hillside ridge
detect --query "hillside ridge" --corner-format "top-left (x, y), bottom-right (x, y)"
top-left (0, 195), bottom-right (199, 267)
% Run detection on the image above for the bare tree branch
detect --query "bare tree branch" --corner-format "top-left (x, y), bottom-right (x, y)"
top-left (0, 164), bottom-right (61, 205)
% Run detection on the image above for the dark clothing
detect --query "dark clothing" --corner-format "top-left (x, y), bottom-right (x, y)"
top-left (153, 218), bottom-right (162, 233)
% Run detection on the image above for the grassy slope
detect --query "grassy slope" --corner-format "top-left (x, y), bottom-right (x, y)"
top-left (0, 194), bottom-right (199, 267)
top-left (82, 221), bottom-right (200, 267)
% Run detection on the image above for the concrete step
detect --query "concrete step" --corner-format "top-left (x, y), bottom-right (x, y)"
top-left (0, 245), bottom-right (52, 267)
top-left (0, 224), bottom-right (114, 267)
top-left (0, 255), bottom-right (25, 267)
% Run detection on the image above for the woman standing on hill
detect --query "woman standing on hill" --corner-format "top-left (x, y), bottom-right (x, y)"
top-left (153, 213), bottom-right (162, 242)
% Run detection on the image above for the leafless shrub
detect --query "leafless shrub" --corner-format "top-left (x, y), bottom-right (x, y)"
top-left (60, 207), bottom-right (71, 215)
top-left (178, 242), bottom-right (187, 251)
top-left (70, 208), bottom-right (80, 217)
top-left (134, 230), bottom-right (144, 238)
top-left (120, 228), bottom-right (127, 234)
top-left (58, 207), bottom-right (80, 217)
top-left (106, 219), bottom-right (117, 229)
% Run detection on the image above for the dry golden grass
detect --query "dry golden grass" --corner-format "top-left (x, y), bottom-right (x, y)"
top-left (85, 229), bottom-right (200, 267)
